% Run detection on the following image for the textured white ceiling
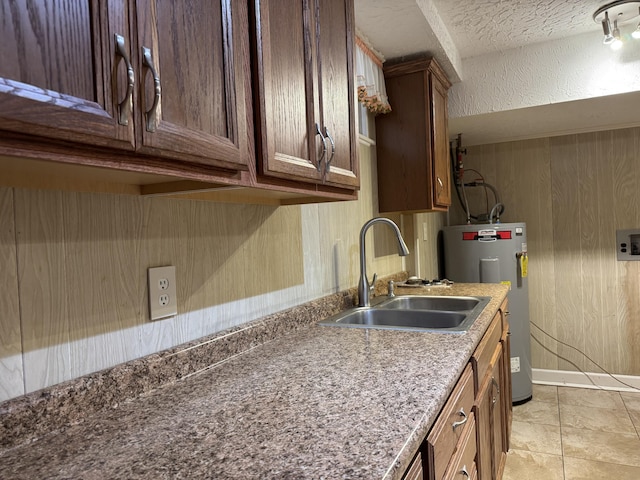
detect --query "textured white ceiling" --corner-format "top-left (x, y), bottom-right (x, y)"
top-left (431, 0), bottom-right (602, 58)
top-left (355, 0), bottom-right (611, 62)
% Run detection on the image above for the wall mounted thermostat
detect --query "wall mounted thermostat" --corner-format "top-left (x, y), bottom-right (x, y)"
top-left (616, 229), bottom-right (640, 261)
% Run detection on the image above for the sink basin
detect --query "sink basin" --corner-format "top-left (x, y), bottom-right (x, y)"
top-left (375, 295), bottom-right (483, 312)
top-left (318, 295), bottom-right (490, 333)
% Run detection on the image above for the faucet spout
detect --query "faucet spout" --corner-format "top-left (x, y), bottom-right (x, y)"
top-left (358, 217), bottom-right (409, 307)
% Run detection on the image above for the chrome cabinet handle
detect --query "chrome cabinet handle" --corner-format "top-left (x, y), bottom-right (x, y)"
top-left (460, 465), bottom-right (470, 478)
top-left (114, 34), bottom-right (134, 126)
top-left (315, 123), bottom-right (327, 171)
top-left (452, 407), bottom-right (468, 430)
top-left (324, 127), bottom-right (335, 174)
top-left (142, 46), bottom-right (161, 132)
top-left (437, 176), bottom-right (444, 195)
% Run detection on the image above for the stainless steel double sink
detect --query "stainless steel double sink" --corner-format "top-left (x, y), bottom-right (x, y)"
top-left (318, 295), bottom-right (490, 333)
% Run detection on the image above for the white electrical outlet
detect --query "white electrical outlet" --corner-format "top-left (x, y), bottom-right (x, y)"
top-left (148, 266), bottom-right (177, 320)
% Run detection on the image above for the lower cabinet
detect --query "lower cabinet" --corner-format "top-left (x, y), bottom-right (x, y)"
top-left (403, 300), bottom-right (510, 480)
top-left (472, 299), bottom-right (511, 480)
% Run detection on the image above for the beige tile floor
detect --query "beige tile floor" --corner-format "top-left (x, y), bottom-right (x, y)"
top-left (503, 384), bottom-right (640, 480)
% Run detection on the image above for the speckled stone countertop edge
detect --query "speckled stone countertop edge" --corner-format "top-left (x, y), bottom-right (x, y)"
top-left (0, 272), bottom-right (408, 451)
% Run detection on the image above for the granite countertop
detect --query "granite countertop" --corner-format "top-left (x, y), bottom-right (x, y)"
top-left (0, 283), bottom-right (508, 480)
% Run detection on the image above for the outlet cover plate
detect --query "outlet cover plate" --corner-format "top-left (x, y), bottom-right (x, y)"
top-left (148, 266), bottom-right (177, 320)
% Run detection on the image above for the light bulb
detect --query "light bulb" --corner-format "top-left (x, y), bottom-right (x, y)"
top-left (602, 12), bottom-right (614, 44)
top-left (633, 25), bottom-right (640, 39)
top-left (610, 19), bottom-right (623, 49)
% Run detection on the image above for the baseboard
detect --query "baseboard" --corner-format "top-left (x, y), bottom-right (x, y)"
top-left (533, 368), bottom-right (640, 392)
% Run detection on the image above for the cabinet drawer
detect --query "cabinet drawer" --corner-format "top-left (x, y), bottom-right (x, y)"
top-left (443, 413), bottom-right (477, 480)
top-left (471, 312), bottom-right (502, 392)
top-left (426, 364), bottom-right (474, 480)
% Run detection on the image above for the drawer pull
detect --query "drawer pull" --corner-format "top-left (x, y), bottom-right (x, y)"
top-left (452, 408), bottom-right (468, 430)
top-left (460, 465), bottom-right (470, 478)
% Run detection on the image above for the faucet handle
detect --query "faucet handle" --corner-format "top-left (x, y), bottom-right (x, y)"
top-left (388, 280), bottom-right (395, 297)
top-left (369, 273), bottom-right (378, 294)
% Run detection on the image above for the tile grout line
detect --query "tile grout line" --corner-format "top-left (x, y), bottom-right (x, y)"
top-left (620, 393), bottom-right (640, 440)
top-left (557, 388), bottom-right (567, 480)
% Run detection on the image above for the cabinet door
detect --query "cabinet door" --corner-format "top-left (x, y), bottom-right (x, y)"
top-left (475, 372), bottom-right (493, 480)
top-left (252, 0), bottom-right (323, 183)
top-left (490, 346), bottom-right (506, 479)
top-left (500, 318), bottom-right (513, 452)
top-left (135, 0), bottom-right (251, 170)
top-left (316, 0), bottom-right (358, 188)
top-left (430, 69), bottom-right (451, 208)
top-left (376, 58), bottom-right (450, 213)
top-left (475, 342), bottom-right (505, 480)
top-left (0, 0), bottom-right (134, 149)
top-left (376, 68), bottom-right (432, 213)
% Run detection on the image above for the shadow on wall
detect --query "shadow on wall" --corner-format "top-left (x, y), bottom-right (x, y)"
top-left (6, 188), bottom-right (303, 352)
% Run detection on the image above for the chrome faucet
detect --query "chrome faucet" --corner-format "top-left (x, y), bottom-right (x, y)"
top-left (358, 217), bottom-right (409, 307)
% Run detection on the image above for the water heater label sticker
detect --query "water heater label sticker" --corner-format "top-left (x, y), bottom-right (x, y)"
top-left (511, 357), bottom-right (521, 373)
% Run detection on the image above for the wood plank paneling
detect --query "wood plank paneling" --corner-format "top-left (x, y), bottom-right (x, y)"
top-left (460, 127), bottom-right (640, 376)
top-left (0, 187), bottom-right (23, 401)
top-left (612, 128), bottom-right (640, 373)
top-left (64, 192), bottom-right (144, 378)
top-left (6, 187), bottom-right (305, 395)
top-left (517, 138), bottom-right (557, 370)
top-left (577, 132), bottom-right (606, 372)
top-left (593, 131), bottom-right (619, 373)
top-left (15, 189), bottom-right (71, 392)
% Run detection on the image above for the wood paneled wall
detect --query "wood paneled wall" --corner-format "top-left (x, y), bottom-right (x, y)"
top-left (450, 127), bottom-right (640, 376)
top-left (0, 141), bottom-right (440, 402)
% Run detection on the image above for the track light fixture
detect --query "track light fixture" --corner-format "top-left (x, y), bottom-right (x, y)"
top-left (593, 0), bottom-right (640, 49)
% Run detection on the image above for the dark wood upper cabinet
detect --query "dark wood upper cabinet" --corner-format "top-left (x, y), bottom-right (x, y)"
top-left (133, 0), bottom-right (251, 170)
top-left (0, 1), bottom-right (358, 204)
top-left (251, 0), bottom-right (358, 189)
top-left (0, 0), bottom-right (251, 171)
top-left (375, 57), bottom-right (452, 213)
top-left (0, 0), bottom-right (135, 150)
